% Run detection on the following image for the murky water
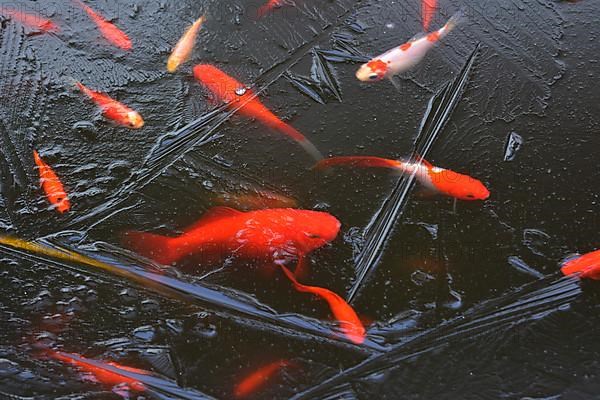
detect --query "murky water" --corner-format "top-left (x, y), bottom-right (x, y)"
top-left (0, 0), bottom-right (599, 398)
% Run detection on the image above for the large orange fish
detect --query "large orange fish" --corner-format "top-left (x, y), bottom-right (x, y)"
top-left (73, 0), bottom-right (132, 50)
top-left (167, 15), bottom-right (206, 73)
top-left (421, 0), bottom-right (438, 31)
top-left (193, 64), bottom-right (323, 160)
top-left (314, 156), bottom-right (490, 201)
top-left (124, 207), bottom-right (340, 270)
top-left (2, 9), bottom-right (59, 33)
top-left (33, 150), bottom-right (70, 213)
top-left (280, 265), bottom-right (366, 344)
top-left (234, 359), bottom-right (291, 398)
top-left (561, 249), bottom-right (600, 280)
top-left (76, 82), bottom-right (144, 129)
top-left (49, 351), bottom-right (147, 392)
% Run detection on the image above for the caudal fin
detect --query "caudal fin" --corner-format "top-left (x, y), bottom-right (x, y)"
top-left (271, 121), bottom-right (323, 161)
top-left (122, 231), bottom-right (178, 265)
top-left (313, 156), bottom-right (404, 171)
top-left (279, 265), bottom-right (365, 344)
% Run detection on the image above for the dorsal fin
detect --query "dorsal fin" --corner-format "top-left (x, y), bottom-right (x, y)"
top-left (414, 153), bottom-right (433, 168)
top-left (183, 206), bottom-right (243, 232)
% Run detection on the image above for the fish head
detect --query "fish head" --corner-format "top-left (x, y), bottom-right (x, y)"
top-left (292, 210), bottom-right (341, 252)
top-left (127, 111), bottom-right (145, 129)
top-left (445, 174), bottom-right (490, 201)
top-left (167, 57), bottom-right (180, 73)
top-left (356, 59), bottom-right (388, 82)
top-left (52, 194), bottom-right (70, 213)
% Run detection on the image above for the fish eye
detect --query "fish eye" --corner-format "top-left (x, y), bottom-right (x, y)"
top-left (466, 194), bottom-right (475, 199)
top-left (368, 74), bottom-right (379, 80)
top-left (306, 233), bottom-right (321, 239)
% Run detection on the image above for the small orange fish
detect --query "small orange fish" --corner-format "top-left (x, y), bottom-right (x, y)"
top-left (234, 359), bottom-right (291, 398)
top-left (257, 0), bottom-right (286, 18)
top-left (76, 82), bottom-right (144, 129)
top-left (561, 249), bottom-right (600, 280)
top-left (2, 9), bottom-right (59, 33)
top-left (167, 15), bottom-right (206, 73)
top-left (314, 155), bottom-right (490, 201)
top-left (33, 150), bottom-right (70, 213)
top-left (73, 0), bottom-right (132, 50)
top-left (280, 265), bottom-right (366, 344)
top-left (49, 351), bottom-right (147, 392)
top-left (193, 64), bottom-right (323, 161)
top-left (421, 0), bottom-right (438, 31)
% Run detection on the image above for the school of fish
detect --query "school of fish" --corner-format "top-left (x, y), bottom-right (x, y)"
top-left (3, 0), bottom-right (598, 398)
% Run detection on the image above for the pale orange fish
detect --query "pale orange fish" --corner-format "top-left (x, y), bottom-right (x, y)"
top-left (76, 82), bottom-right (144, 129)
top-left (1, 9), bottom-right (60, 33)
top-left (33, 150), bottom-right (70, 213)
top-left (421, 0), bottom-right (438, 31)
top-left (73, 0), bottom-right (132, 50)
top-left (234, 359), bottom-right (291, 398)
top-left (167, 15), bottom-right (206, 73)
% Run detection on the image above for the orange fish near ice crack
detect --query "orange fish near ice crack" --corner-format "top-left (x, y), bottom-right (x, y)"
top-left (561, 249), bottom-right (600, 280)
top-left (314, 156), bottom-right (490, 201)
top-left (33, 150), bottom-right (70, 213)
top-left (75, 82), bottom-right (144, 129)
top-left (193, 64), bottom-right (323, 160)
top-left (123, 207), bottom-right (340, 271)
top-left (73, 0), bottom-right (132, 50)
top-left (280, 265), bottom-right (366, 344)
top-left (257, 0), bottom-right (287, 18)
top-left (1, 9), bottom-right (59, 33)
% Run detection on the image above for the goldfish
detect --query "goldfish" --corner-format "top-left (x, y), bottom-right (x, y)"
top-left (421, 0), bottom-right (438, 31)
top-left (49, 351), bottom-right (147, 392)
top-left (1, 9), bottom-right (59, 33)
top-left (279, 265), bottom-right (366, 344)
top-left (356, 12), bottom-right (461, 82)
top-left (75, 81), bottom-right (144, 129)
top-left (234, 359), bottom-right (291, 398)
top-left (73, 0), bottom-right (132, 50)
top-left (123, 207), bottom-right (340, 270)
top-left (167, 15), bottom-right (206, 73)
top-left (257, 0), bottom-right (285, 18)
top-left (561, 249), bottom-right (600, 280)
top-left (314, 156), bottom-right (490, 201)
top-left (193, 64), bottom-right (323, 161)
top-left (33, 150), bottom-right (70, 213)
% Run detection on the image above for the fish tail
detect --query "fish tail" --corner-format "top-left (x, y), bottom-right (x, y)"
top-left (440, 11), bottom-right (463, 37)
top-left (272, 121), bottom-right (323, 161)
top-left (313, 156), bottom-right (404, 172)
top-left (279, 265), bottom-right (366, 344)
top-left (122, 231), bottom-right (179, 265)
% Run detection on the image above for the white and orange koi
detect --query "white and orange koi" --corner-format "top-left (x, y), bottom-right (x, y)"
top-left (356, 12), bottom-right (461, 82)
top-left (167, 15), bottom-right (206, 73)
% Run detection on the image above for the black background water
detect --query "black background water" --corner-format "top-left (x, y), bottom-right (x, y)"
top-left (0, 0), bottom-right (599, 398)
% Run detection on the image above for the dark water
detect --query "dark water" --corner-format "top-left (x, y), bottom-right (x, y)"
top-left (0, 0), bottom-right (599, 398)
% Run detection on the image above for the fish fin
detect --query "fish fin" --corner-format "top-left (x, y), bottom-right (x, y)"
top-left (122, 231), bottom-right (178, 265)
top-left (414, 153), bottom-right (433, 168)
top-left (314, 156), bottom-right (402, 171)
top-left (183, 207), bottom-right (243, 233)
top-left (271, 121), bottom-right (323, 161)
top-left (294, 256), bottom-right (310, 280)
top-left (388, 76), bottom-right (403, 91)
top-left (279, 265), bottom-right (366, 344)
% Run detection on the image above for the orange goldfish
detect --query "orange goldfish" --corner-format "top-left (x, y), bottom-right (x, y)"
top-left (167, 15), bottom-right (206, 73)
top-left (49, 351), bottom-right (147, 392)
top-left (561, 249), bottom-right (600, 280)
top-left (33, 150), bottom-right (70, 213)
top-left (421, 0), bottom-right (438, 31)
top-left (314, 156), bottom-right (490, 201)
top-left (76, 82), bottom-right (144, 129)
top-left (123, 207), bottom-right (340, 268)
top-left (193, 64), bottom-right (323, 161)
top-left (234, 359), bottom-right (291, 398)
top-left (1, 9), bottom-right (59, 33)
top-left (73, 0), bottom-right (132, 50)
top-left (280, 265), bottom-right (366, 344)
top-left (257, 0), bottom-right (286, 18)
